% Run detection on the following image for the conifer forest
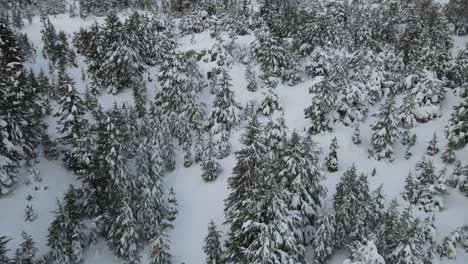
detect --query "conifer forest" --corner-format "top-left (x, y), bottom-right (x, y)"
top-left (1, 0), bottom-right (468, 263)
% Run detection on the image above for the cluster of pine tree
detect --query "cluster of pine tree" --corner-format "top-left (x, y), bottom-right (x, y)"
top-left (1, 0), bottom-right (468, 262)
top-left (74, 12), bottom-right (175, 95)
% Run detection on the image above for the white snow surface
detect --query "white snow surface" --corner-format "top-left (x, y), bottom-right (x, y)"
top-left (0, 12), bottom-right (467, 264)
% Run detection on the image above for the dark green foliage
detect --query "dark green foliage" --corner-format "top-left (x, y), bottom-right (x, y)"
top-left (203, 220), bottom-right (223, 264)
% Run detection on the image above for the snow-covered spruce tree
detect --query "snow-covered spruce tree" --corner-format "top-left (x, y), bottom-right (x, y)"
top-left (83, 105), bottom-right (126, 212)
top-left (336, 77), bottom-right (369, 126)
top-left (450, 47), bottom-right (468, 86)
top-left (325, 137), bottom-right (339, 172)
top-left (25, 205), bottom-right (37, 222)
top-left (149, 225), bottom-right (172, 264)
top-left (0, 236), bottom-right (10, 263)
top-left (398, 92), bottom-right (417, 129)
top-left (343, 240), bottom-right (385, 264)
top-left (204, 220), bottom-right (223, 264)
top-left (208, 68), bottom-right (241, 131)
top-left (224, 114), bottom-right (268, 263)
top-left (402, 172), bottom-right (416, 204)
top-left (1, 21), bottom-right (43, 197)
top-left (201, 133), bottom-right (220, 182)
top-left (167, 187), bottom-right (178, 222)
top-left (445, 98), bottom-right (468, 149)
top-left (410, 69), bottom-right (446, 122)
top-left (263, 116), bottom-right (288, 160)
top-left (376, 199), bottom-right (400, 259)
top-left (193, 128), bottom-right (205, 164)
top-left (245, 63), bottom-right (257, 92)
top-left (412, 158), bottom-right (447, 212)
top-left (107, 197), bottom-right (140, 264)
top-left (368, 96), bottom-right (400, 162)
top-left (305, 78), bottom-right (337, 134)
top-left (251, 24), bottom-right (292, 84)
top-left (259, 86), bottom-right (282, 116)
top-left (280, 130), bottom-right (326, 244)
top-left (437, 235), bottom-right (457, 260)
top-left (133, 124), bottom-right (164, 240)
top-left (352, 123), bottom-right (362, 145)
top-left (160, 116), bottom-right (176, 172)
top-left (312, 210), bottom-right (336, 264)
top-left (442, 146), bottom-right (456, 164)
top-left (244, 185), bottom-right (306, 263)
top-left (97, 23), bottom-right (145, 94)
top-left (210, 123), bottom-right (231, 160)
top-left (389, 207), bottom-right (424, 264)
top-left (47, 200), bottom-right (70, 263)
top-left (54, 68), bottom-right (88, 167)
top-left (155, 50), bottom-right (201, 129)
top-left (333, 165), bottom-right (372, 246)
top-left (426, 133), bottom-right (439, 156)
top-left (14, 231), bottom-right (38, 264)
top-left (305, 46), bottom-right (334, 78)
top-left (46, 185), bottom-right (87, 263)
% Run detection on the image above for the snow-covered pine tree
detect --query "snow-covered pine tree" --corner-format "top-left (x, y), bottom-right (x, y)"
top-left (210, 123), bottom-right (231, 159)
top-left (369, 96), bottom-right (399, 162)
top-left (0, 236), bottom-right (10, 263)
top-left (242, 163), bottom-right (306, 264)
top-left (203, 220), bottom-right (223, 264)
top-left (410, 69), bottom-right (445, 122)
top-left (97, 23), bottom-right (145, 94)
top-left (25, 205), bottom-right (37, 222)
top-left (245, 63), bottom-right (257, 92)
top-left (337, 80), bottom-right (369, 126)
top-left (14, 231), bottom-right (38, 264)
top-left (161, 117), bottom-right (176, 172)
top-left (305, 46), bottom-right (334, 78)
top-left (155, 50), bottom-right (201, 129)
top-left (107, 197), bottom-right (140, 263)
top-left (305, 78), bottom-right (337, 134)
top-left (259, 86), bottom-right (282, 116)
top-left (402, 172), bottom-right (416, 204)
top-left (312, 210), bottom-right (336, 264)
top-left (47, 200), bottom-right (69, 263)
top-left (264, 116), bottom-right (288, 159)
top-left (201, 133), bottom-right (220, 182)
top-left (149, 225), bottom-right (172, 264)
top-left (442, 146), bottom-right (456, 164)
top-left (352, 123), bottom-right (362, 145)
top-left (54, 68), bottom-right (87, 168)
top-left (280, 130), bottom-right (326, 244)
top-left (167, 187), bottom-right (178, 222)
top-left (325, 137), bottom-right (339, 172)
top-left (1, 21), bottom-right (43, 196)
top-left (412, 158), bottom-right (447, 212)
top-left (251, 24), bottom-right (292, 85)
top-left (193, 128), bottom-right (205, 164)
top-left (224, 114), bottom-right (268, 263)
top-left (377, 199), bottom-right (400, 259)
top-left (437, 235), bottom-right (457, 260)
top-left (398, 92), bottom-right (417, 129)
top-left (333, 165), bottom-right (372, 246)
top-left (389, 207), bottom-right (424, 264)
top-left (445, 98), bottom-right (468, 149)
top-left (426, 133), bottom-right (439, 156)
top-left (343, 239), bottom-right (385, 264)
top-left (133, 124), bottom-right (164, 240)
top-left (208, 68), bottom-right (241, 131)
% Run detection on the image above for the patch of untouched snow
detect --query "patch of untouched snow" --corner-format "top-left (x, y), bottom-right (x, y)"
top-left (0, 157), bottom-right (79, 258)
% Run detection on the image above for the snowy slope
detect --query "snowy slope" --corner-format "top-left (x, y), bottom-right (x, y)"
top-left (0, 11), bottom-right (467, 264)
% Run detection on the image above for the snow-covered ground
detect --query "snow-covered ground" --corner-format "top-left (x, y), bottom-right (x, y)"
top-left (1, 11), bottom-right (467, 264)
